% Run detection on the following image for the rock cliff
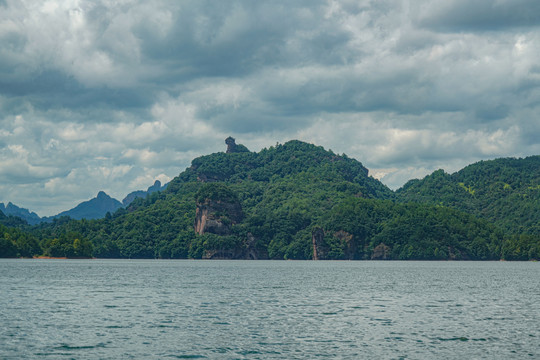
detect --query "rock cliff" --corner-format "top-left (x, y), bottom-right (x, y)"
top-left (225, 136), bottom-right (250, 153)
top-left (334, 230), bottom-right (356, 260)
top-left (371, 243), bottom-right (391, 260)
top-left (312, 227), bottom-right (328, 260)
top-left (194, 198), bottom-right (243, 235)
top-left (193, 182), bottom-right (267, 259)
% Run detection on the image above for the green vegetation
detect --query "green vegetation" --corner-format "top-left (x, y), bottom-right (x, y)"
top-left (315, 198), bottom-right (502, 260)
top-left (0, 223), bottom-right (41, 258)
top-left (0, 140), bottom-right (538, 260)
top-left (41, 231), bottom-right (93, 258)
top-left (196, 182), bottom-right (239, 204)
top-left (397, 156), bottom-right (540, 236)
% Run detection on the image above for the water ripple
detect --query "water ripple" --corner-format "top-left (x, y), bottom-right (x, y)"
top-left (0, 259), bottom-right (539, 359)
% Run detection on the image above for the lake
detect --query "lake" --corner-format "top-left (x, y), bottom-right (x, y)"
top-left (1, 259), bottom-right (538, 359)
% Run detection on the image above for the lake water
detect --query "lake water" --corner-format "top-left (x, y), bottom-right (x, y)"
top-left (1, 260), bottom-right (539, 359)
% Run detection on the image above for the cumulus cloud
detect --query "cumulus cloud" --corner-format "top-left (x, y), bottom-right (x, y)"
top-left (0, 0), bottom-right (539, 214)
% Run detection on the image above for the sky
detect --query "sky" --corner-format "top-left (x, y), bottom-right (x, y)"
top-left (1, 0), bottom-right (540, 216)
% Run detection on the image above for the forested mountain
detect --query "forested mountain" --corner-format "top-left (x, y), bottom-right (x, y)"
top-left (1, 180), bottom-right (164, 225)
top-left (397, 156), bottom-right (540, 236)
top-left (45, 191), bottom-right (123, 221)
top-left (0, 202), bottom-right (41, 225)
top-left (0, 210), bottom-right (29, 228)
top-left (1, 139), bottom-right (539, 260)
top-left (122, 180), bottom-right (168, 206)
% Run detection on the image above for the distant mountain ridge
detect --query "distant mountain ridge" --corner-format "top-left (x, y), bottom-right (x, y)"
top-left (122, 180), bottom-right (168, 206)
top-left (45, 191), bottom-right (123, 221)
top-left (2, 180), bottom-right (167, 224)
top-left (0, 202), bottom-right (41, 225)
top-left (0, 207), bottom-right (30, 227)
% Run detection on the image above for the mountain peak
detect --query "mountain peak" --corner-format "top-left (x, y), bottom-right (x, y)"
top-left (122, 180), bottom-right (167, 207)
top-left (147, 180), bottom-right (162, 192)
top-left (225, 136), bottom-right (250, 153)
top-left (48, 191), bottom-right (122, 220)
top-left (97, 191), bottom-right (109, 199)
top-left (0, 201), bottom-right (42, 225)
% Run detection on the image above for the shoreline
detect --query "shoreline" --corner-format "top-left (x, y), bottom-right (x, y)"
top-left (32, 256), bottom-right (91, 260)
top-left (0, 257), bottom-right (535, 262)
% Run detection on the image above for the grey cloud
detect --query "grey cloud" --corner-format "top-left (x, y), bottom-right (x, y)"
top-left (0, 71), bottom-right (153, 113)
top-left (187, 4), bottom-right (349, 75)
top-left (417, 0), bottom-right (540, 32)
top-left (2, 0), bottom-right (350, 114)
top-left (132, 2), bottom-right (315, 77)
top-left (394, 30), bottom-right (440, 55)
top-left (1, 0), bottom-right (540, 215)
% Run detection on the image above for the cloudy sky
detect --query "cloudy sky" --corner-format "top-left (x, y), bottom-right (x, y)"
top-left (1, 0), bottom-right (540, 216)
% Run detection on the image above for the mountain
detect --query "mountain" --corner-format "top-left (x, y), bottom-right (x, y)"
top-left (29, 138), bottom-right (535, 261)
top-left (5, 138), bottom-right (539, 261)
top-left (167, 139), bottom-right (393, 199)
top-left (396, 156), bottom-right (540, 235)
top-left (47, 191), bottom-right (123, 221)
top-left (1, 179), bottom-right (167, 225)
top-left (0, 202), bottom-right (41, 225)
top-left (122, 180), bottom-right (168, 206)
top-left (0, 209), bottom-right (29, 227)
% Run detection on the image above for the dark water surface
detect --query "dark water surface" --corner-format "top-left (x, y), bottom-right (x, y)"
top-left (1, 259), bottom-right (539, 359)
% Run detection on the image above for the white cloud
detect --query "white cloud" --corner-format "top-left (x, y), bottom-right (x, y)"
top-left (128, 172), bottom-right (171, 191)
top-left (1, 0), bottom-right (539, 215)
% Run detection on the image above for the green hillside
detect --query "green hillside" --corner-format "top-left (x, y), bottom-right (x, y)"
top-left (0, 220), bottom-right (41, 258)
top-left (2, 139), bottom-right (539, 260)
top-left (20, 139), bottom-right (537, 261)
top-left (397, 156), bottom-right (540, 236)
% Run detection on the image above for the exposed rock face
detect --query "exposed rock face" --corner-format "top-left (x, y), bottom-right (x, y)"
top-left (194, 199), bottom-right (243, 235)
top-left (225, 136), bottom-right (237, 153)
top-left (201, 233), bottom-right (265, 260)
top-left (371, 243), bottom-right (391, 260)
top-left (312, 229), bottom-right (359, 260)
top-left (312, 227), bottom-right (327, 260)
top-left (245, 232), bottom-right (262, 260)
top-left (334, 230), bottom-right (356, 260)
top-left (225, 136), bottom-right (250, 153)
top-left (194, 195), bottom-right (269, 259)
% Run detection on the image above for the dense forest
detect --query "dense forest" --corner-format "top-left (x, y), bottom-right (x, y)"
top-left (397, 156), bottom-right (540, 235)
top-left (1, 139), bottom-right (539, 260)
